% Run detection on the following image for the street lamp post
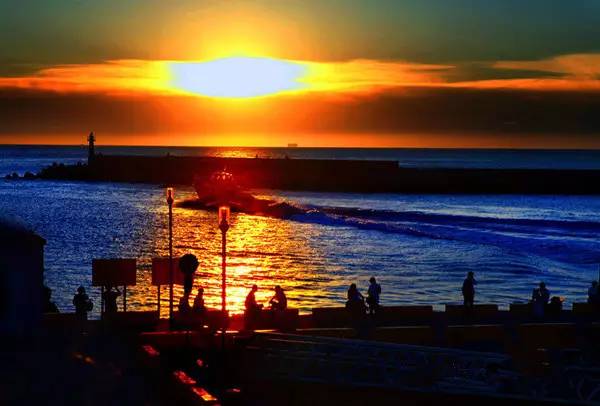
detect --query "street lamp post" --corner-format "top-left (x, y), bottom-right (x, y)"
top-left (218, 205), bottom-right (230, 349)
top-left (166, 187), bottom-right (174, 327)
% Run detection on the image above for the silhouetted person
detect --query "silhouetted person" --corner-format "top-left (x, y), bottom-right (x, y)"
top-left (102, 285), bottom-right (120, 314)
top-left (346, 283), bottom-right (365, 315)
top-left (532, 282), bottom-right (550, 317)
top-left (588, 281), bottom-right (599, 304)
top-left (547, 296), bottom-right (563, 317)
top-left (462, 271), bottom-right (477, 309)
top-left (43, 285), bottom-right (59, 313)
top-left (193, 287), bottom-right (206, 315)
top-left (73, 286), bottom-right (93, 321)
top-left (178, 291), bottom-right (191, 314)
top-left (366, 277), bottom-right (381, 315)
top-left (346, 283), bottom-right (367, 337)
top-left (244, 285), bottom-right (263, 330)
top-left (347, 283), bottom-right (363, 302)
top-left (269, 285), bottom-right (287, 311)
top-left (179, 253), bottom-right (199, 296)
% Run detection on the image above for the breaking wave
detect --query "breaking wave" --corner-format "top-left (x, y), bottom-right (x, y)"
top-left (290, 206), bottom-right (600, 265)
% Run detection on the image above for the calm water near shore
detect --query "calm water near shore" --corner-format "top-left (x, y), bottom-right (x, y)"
top-left (1, 145), bottom-right (600, 317)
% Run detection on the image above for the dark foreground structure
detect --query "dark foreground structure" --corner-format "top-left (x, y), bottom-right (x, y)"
top-left (4, 303), bottom-right (600, 405)
top-left (35, 150), bottom-right (600, 194)
top-left (0, 221), bottom-right (45, 336)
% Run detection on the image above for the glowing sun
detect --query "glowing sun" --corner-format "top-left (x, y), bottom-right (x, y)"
top-left (169, 57), bottom-right (308, 98)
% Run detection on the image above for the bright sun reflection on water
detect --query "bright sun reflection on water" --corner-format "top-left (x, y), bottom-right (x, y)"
top-left (128, 188), bottom-right (323, 316)
top-left (169, 57), bottom-right (308, 98)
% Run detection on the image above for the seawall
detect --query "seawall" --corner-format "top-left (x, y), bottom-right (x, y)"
top-left (37, 154), bottom-right (600, 194)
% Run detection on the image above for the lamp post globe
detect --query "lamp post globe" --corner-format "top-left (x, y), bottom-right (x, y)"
top-left (166, 187), bottom-right (174, 206)
top-left (218, 205), bottom-right (230, 232)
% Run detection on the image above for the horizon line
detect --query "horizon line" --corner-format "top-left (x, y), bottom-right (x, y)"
top-left (1, 143), bottom-right (600, 152)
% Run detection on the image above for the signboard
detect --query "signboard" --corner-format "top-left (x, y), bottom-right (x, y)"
top-left (151, 257), bottom-right (184, 286)
top-left (92, 258), bottom-right (137, 286)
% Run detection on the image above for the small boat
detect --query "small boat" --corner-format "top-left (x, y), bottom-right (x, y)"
top-left (193, 170), bottom-right (303, 218)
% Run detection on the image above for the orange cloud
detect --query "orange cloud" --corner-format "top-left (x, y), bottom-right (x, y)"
top-left (494, 53), bottom-right (600, 79)
top-left (1, 53), bottom-right (600, 97)
top-left (0, 58), bottom-right (452, 97)
top-left (0, 60), bottom-right (171, 95)
top-left (302, 59), bottom-right (451, 92)
top-left (463, 53), bottom-right (600, 91)
top-left (446, 78), bottom-right (600, 91)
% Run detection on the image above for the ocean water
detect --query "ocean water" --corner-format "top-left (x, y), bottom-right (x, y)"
top-left (1, 145), bottom-right (599, 316)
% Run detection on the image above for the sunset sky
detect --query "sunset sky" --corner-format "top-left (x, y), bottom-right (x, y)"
top-left (2, 0), bottom-right (600, 147)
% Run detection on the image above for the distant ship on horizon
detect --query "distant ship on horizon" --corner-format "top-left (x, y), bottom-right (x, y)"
top-left (287, 143), bottom-right (298, 148)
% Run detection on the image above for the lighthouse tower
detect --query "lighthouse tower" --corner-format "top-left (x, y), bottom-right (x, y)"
top-left (87, 131), bottom-right (96, 163)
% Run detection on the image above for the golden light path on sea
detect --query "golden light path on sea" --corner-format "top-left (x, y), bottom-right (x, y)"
top-left (127, 188), bottom-right (324, 316)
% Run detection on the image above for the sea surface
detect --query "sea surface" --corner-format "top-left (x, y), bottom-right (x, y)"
top-left (1, 145), bottom-right (600, 317)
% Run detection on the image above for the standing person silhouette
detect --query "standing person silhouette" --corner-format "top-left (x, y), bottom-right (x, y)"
top-left (366, 277), bottom-right (382, 315)
top-left (178, 291), bottom-right (191, 314)
top-left (346, 283), bottom-right (367, 337)
top-left (43, 285), bottom-right (59, 313)
top-left (346, 283), bottom-right (363, 305)
top-left (346, 283), bottom-right (365, 315)
top-left (179, 254), bottom-right (199, 296)
top-left (532, 281), bottom-right (550, 318)
top-left (462, 271), bottom-right (477, 309)
top-left (102, 285), bottom-right (121, 314)
top-left (73, 286), bottom-right (93, 330)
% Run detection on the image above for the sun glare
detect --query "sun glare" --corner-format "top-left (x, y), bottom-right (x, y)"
top-left (169, 57), bottom-right (308, 98)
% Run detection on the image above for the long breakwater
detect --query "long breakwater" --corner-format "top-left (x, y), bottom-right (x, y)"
top-left (36, 153), bottom-right (600, 194)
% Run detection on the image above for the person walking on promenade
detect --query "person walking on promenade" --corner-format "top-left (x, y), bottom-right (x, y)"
top-left (269, 285), bottom-right (287, 312)
top-left (366, 277), bottom-right (382, 315)
top-left (179, 253), bottom-right (199, 296)
top-left (588, 281), bottom-right (599, 304)
top-left (193, 287), bottom-right (206, 315)
top-left (43, 285), bottom-right (59, 313)
top-left (462, 271), bottom-right (477, 309)
top-left (102, 285), bottom-right (121, 314)
top-left (73, 286), bottom-right (93, 332)
top-left (244, 285), bottom-right (263, 330)
top-left (532, 281), bottom-right (550, 317)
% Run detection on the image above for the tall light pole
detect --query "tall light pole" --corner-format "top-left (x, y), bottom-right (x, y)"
top-left (166, 187), bottom-right (174, 327)
top-left (218, 205), bottom-right (230, 349)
